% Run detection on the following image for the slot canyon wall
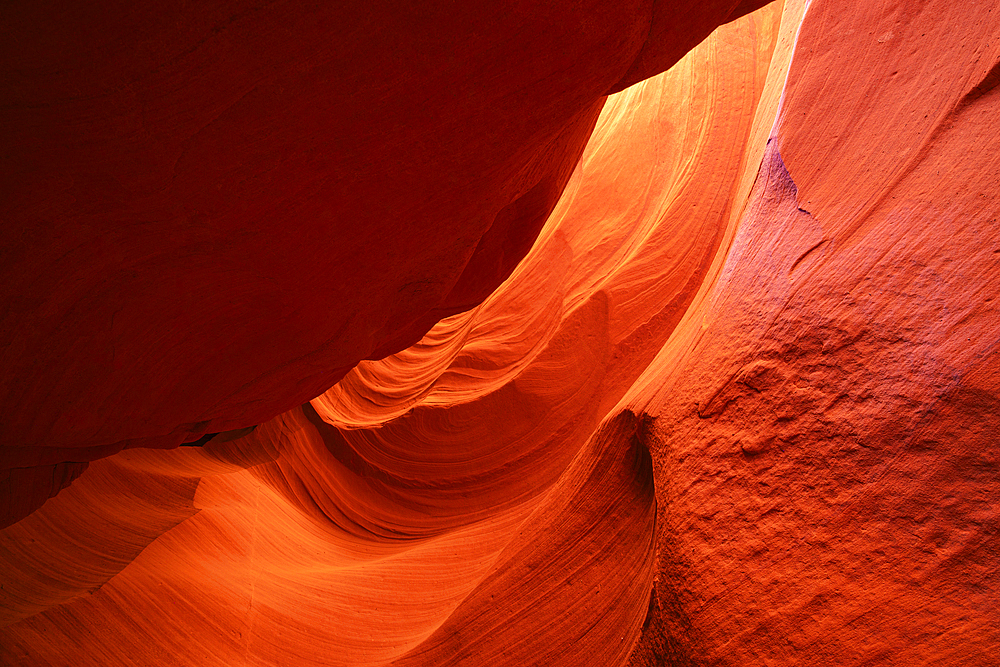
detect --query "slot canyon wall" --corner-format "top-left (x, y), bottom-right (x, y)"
top-left (1, 0), bottom-right (998, 665)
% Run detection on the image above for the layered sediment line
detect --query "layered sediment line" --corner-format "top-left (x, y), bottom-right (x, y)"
top-left (3, 0), bottom-right (999, 665)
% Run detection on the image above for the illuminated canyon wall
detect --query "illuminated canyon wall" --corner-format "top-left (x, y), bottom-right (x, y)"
top-left (2, 0), bottom-right (999, 664)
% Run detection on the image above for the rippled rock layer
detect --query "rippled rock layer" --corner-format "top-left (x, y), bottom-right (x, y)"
top-left (2, 0), bottom-right (998, 665)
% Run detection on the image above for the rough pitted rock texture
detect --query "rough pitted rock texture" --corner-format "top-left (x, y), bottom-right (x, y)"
top-left (2, 0), bottom-right (999, 665)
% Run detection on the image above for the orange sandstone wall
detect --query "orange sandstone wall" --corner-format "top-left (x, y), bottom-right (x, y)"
top-left (624, 0), bottom-right (1000, 663)
top-left (2, 0), bottom-right (999, 665)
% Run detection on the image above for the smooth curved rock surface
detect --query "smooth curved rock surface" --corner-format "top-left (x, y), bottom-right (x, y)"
top-left (2, 0), bottom-right (999, 665)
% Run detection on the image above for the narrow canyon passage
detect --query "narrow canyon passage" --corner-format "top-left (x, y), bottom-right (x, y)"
top-left (2, 0), bottom-right (998, 665)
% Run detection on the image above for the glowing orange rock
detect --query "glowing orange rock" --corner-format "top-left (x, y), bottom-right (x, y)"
top-left (625, 0), bottom-right (1000, 663)
top-left (2, 6), bottom-right (780, 664)
top-left (3, 0), bottom-right (998, 665)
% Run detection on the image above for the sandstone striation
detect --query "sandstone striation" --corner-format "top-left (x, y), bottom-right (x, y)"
top-left (2, 0), bottom-right (998, 665)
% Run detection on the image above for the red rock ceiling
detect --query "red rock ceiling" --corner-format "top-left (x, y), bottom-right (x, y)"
top-left (2, 0), bottom-right (998, 664)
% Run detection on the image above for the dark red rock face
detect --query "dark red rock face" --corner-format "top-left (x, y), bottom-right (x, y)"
top-left (0, 0), bottom-right (757, 454)
top-left (2, 0), bottom-right (998, 665)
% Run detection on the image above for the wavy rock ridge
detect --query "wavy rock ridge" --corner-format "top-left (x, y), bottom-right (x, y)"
top-left (2, 0), bottom-right (999, 665)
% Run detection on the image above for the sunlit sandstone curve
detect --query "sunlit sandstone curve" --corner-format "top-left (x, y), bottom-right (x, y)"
top-left (2, 0), bottom-right (1000, 665)
top-left (2, 6), bottom-right (779, 664)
